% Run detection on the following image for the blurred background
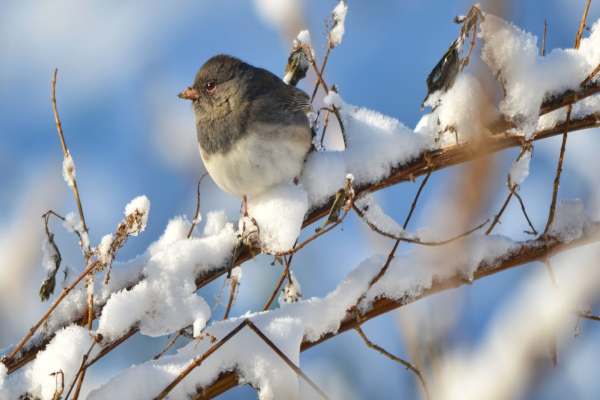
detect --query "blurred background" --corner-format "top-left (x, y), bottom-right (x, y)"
top-left (1, 0), bottom-right (599, 398)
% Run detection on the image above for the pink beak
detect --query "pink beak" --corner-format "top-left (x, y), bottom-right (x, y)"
top-left (178, 86), bottom-right (200, 101)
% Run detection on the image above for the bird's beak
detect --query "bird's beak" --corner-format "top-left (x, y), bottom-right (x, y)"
top-left (178, 86), bottom-right (200, 101)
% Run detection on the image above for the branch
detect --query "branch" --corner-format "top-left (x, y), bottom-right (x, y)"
top-left (193, 221), bottom-right (600, 398)
top-left (3, 90), bottom-right (600, 376)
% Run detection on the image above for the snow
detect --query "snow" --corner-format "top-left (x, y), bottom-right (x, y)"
top-left (509, 148), bottom-right (532, 186)
top-left (96, 215), bottom-right (236, 339)
top-left (296, 29), bottom-right (311, 46)
top-left (87, 230), bottom-right (526, 399)
top-left (329, 0), bottom-right (348, 48)
top-left (547, 199), bottom-right (586, 241)
top-left (247, 183), bottom-right (308, 252)
top-left (323, 90), bottom-right (343, 109)
top-left (62, 211), bottom-right (90, 249)
top-left (478, 14), bottom-right (600, 139)
top-left (97, 233), bottom-right (114, 264)
top-left (0, 326), bottom-right (95, 400)
top-left (418, 73), bottom-right (498, 146)
top-left (124, 195), bottom-right (150, 236)
top-left (280, 271), bottom-right (302, 304)
top-left (62, 150), bottom-right (75, 187)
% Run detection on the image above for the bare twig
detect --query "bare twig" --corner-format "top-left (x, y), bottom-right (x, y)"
top-left (513, 190), bottom-right (538, 235)
top-left (545, 0), bottom-right (593, 234)
top-left (541, 19), bottom-right (548, 56)
top-left (223, 275), bottom-right (239, 320)
top-left (574, 0), bottom-right (592, 50)
top-left (153, 329), bottom-right (188, 360)
top-left (50, 370), bottom-right (64, 400)
top-left (543, 106), bottom-right (572, 234)
top-left (581, 63), bottom-right (600, 87)
top-left (578, 310), bottom-right (600, 321)
top-left (354, 203), bottom-right (487, 246)
top-left (263, 253), bottom-right (295, 311)
top-left (355, 326), bottom-right (430, 400)
top-left (188, 173), bottom-right (208, 238)
top-left (311, 46), bottom-right (332, 102)
top-left (486, 185), bottom-right (516, 235)
top-left (64, 338), bottom-right (98, 400)
top-left (51, 69), bottom-right (90, 252)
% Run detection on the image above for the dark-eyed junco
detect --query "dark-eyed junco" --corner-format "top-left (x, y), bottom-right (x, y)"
top-left (178, 55), bottom-right (313, 206)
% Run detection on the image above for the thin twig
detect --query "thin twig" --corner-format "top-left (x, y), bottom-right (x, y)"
top-left (3, 259), bottom-right (100, 362)
top-left (51, 69), bottom-right (90, 250)
top-left (541, 19), bottom-right (548, 56)
top-left (513, 190), bottom-right (538, 235)
top-left (51, 370), bottom-right (64, 400)
top-left (154, 319), bottom-right (329, 400)
top-left (575, 0), bottom-right (592, 49)
top-left (543, 107), bottom-right (572, 234)
top-left (355, 326), bottom-right (430, 400)
top-left (223, 276), bottom-right (239, 320)
top-left (187, 173), bottom-right (208, 238)
top-left (578, 310), bottom-right (600, 321)
top-left (245, 320), bottom-right (329, 399)
top-left (263, 253), bottom-right (295, 311)
top-left (581, 63), bottom-right (600, 87)
top-left (354, 203), bottom-right (488, 246)
top-left (545, 0), bottom-right (593, 233)
top-left (311, 46), bottom-right (332, 102)
top-left (403, 171), bottom-right (432, 230)
top-left (64, 338), bottom-right (97, 400)
top-left (153, 329), bottom-right (188, 360)
top-left (353, 172), bottom-right (434, 311)
top-left (486, 185), bottom-right (516, 235)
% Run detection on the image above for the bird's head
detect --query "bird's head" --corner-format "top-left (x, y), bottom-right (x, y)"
top-left (178, 54), bottom-right (250, 121)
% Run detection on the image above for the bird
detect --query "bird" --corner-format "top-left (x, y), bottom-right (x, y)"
top-left (178, 55), bottom-right (313, 214)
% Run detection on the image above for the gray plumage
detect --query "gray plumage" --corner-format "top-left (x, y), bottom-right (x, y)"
top-left (179, 54), bottom-right (313, 198)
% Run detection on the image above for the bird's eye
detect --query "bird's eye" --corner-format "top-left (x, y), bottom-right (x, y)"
top-left (205, 81), bottom-right (216, 93)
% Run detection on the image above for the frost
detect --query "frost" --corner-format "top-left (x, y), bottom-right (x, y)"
top-left (509, 148), bottom-right (532, 186)
top-left (248, 183), bottom-right (308, 252)
top-left (329, 0), bottom-right (348, 48)
top-left (62, 151), bottom-right (76, 187)
top-left (547, 199), bottom-right (586, 241)
top-left (124, 195), bottom-right (150, 235)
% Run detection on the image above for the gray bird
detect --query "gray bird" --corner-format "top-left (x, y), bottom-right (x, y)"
top-left (178, 55), bottom-right (313, 208)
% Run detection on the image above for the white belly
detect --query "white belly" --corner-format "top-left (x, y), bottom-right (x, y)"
top-left (200, 127), bottom-right (311, 198)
